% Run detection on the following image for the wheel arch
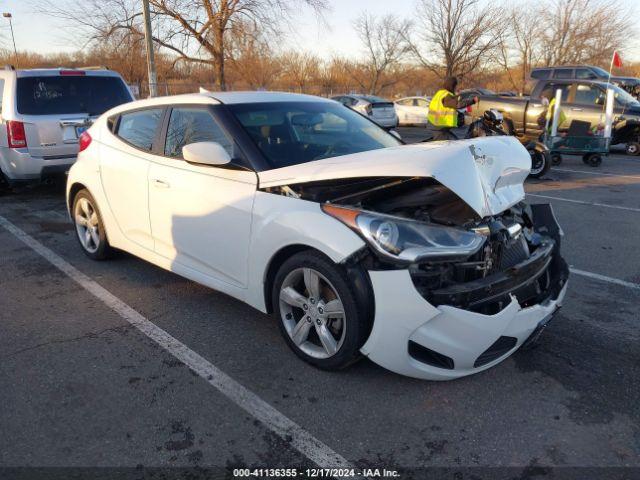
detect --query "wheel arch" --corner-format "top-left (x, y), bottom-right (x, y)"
top-left (67, 182), bottom-right (88, 213)
top-left (263, 244), bottom-right (375, 342)
top-left (263, 244), bottom-right (317, 314)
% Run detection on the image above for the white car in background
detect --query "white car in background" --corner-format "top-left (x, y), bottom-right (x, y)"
top-left (67, 91), bottom-right (569, 381)
top-left (0, 67), bottom-right (134, 191)
top-left (394, 96), bottom-right (431, 126)
top-left (331, 94), bottom-right (398, 128)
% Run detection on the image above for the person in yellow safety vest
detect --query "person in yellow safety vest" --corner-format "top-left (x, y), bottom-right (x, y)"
top-left (545, 96), bottom-right (567, 133)
top-left (428, 76), bottom-right (478, 140)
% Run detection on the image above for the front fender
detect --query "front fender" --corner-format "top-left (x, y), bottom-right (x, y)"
top-left (244, 191), bottom-right (366, 312)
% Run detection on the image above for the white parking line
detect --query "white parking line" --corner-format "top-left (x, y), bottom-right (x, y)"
top-left (0, 214), bottom-right (355, 471)
top-left (570, 268), bottom-right (640, 291)
top-left (527, 193), bottom-right (640, 212)
top-left (553, 168), bottom-right (640, 179)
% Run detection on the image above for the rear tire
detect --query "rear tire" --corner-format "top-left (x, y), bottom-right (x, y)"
top-left (551, 154), bottom-right (562, 166)
top-left (0, 172), bottom-right (10, 195)
top-left (272, 250), bottom-right (371, 370)
top-left (584, 153), bottom-right (602, 167)
top-left (72, 189), bottom-right (113, 260)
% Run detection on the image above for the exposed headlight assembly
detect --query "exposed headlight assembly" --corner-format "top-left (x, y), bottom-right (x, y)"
top-left (322, 204), bottom-right (485, 264)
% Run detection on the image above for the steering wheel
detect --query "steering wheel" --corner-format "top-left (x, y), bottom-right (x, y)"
top-left (321, 140), bottom-right (353, 158)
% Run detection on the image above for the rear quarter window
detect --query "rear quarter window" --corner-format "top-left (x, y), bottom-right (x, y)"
top-left (116, 108), bottom-right (163, 151)
top-left (531, 69), bottom-right (550, 79)
top-left (16, 75), bottom-right (132, 116)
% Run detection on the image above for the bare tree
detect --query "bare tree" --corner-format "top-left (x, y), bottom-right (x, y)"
top-left (539, 0), bottom-right (634, 66)
top-left (37, 0), bottom-right (327, 90)
top-left (350, 12), bottom-right (410, 95)
top-left (226, 22), bottom-right (282, 90)
top-left (280, 52), bottom-right (321, 92)
top-left (407, 0), bottom-right (503, 79)
top-left (494, 6), bottom-right (541, 94)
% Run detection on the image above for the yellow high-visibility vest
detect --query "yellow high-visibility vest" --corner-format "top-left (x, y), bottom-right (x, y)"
top-left (546, 98), bottom-right (567, 131)
top-left (428, 89), bottom-right (457, 127)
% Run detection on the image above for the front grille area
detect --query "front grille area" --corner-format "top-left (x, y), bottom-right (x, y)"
top-left (408, 341), bottom-right (454, 370)
top-left (474, 336), bottom-right (518, 367)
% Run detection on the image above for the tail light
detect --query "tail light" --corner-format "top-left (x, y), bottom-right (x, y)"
top-left (78, 131), bottom-right (92, 152)
top-left (60, 70), bottom-right (86, 76)
top-left (7, 121), bottom-right (27, 148)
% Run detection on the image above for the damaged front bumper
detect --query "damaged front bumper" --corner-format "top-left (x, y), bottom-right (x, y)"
top-left (359, 203), bottom-right (569, 381)
top-left (360, 268), bottom-right (568, 381)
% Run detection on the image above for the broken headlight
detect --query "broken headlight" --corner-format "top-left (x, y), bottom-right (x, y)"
top-left (322, 204), bottom-right (485, 264)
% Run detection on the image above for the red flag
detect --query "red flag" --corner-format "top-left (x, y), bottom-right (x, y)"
top-left (613, 51), bottom-right (623, 68)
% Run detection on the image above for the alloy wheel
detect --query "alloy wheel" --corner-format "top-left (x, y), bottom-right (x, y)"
top-left (74, 197), bottom-right (101, 254)
top-left (278, 267), bottom-right (346, 359)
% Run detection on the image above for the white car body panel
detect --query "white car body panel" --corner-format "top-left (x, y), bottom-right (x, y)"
top-left (148, 157), bottom-right (256, 288)
top-left (99, 132), bottom-right (155, 250)
top-left (361, 270), bottom-right (568, 380)
top-left (258, 136), bottom-right (531, 218)
top-left (244, 192), bottom-right (366, 311)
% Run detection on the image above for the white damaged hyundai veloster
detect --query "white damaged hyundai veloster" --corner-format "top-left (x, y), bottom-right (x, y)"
top-left (67, 91), bottom-right (569, 380)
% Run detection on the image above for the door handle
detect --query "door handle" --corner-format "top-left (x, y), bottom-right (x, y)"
top-left (152, 179), bottom-right (170, 188)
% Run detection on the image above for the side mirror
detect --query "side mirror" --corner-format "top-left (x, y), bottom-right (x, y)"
top-left (182, 142), bottom-right (231, 166)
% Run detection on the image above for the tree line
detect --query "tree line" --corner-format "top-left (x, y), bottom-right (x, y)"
top-left (7, 0), bottom-right (638, 97)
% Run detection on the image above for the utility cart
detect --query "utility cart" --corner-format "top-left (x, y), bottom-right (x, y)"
top-left (543, 86), bottom-right (615, 168)
top-left (544, 133), bottom-right (610, 167)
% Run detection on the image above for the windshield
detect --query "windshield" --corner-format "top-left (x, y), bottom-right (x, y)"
top-left (17, 76), bottom-right (133, 116)
top-left (609, 84), bottom-right (640, 106)
top-left (228, 101), bottom-right (402, 169)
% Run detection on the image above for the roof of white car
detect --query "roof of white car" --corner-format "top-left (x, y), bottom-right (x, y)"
top-left (207, 91), bottom-right (332, 104)
top-left (108, 90), bottom-right (333, 115)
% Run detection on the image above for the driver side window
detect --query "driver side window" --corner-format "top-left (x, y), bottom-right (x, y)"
top-left (574, 85), bottom-right (604, 106)
top-left (164, 107), bottom-right (233, 159)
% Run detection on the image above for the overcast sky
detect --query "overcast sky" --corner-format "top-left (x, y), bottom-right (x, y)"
top-left (2, 0), bottom-right (639, 62)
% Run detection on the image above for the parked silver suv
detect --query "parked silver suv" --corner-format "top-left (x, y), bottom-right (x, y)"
top-left (0, 67), bottom-right (134, 190)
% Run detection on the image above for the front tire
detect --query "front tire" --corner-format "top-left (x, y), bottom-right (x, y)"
top-left (72, 189), bottom-right (113, 260)
top-left (272, 251), bottom-right (371, 370)
top-left (626, 141), bottom-right (640, 156)
top-left (529, 149), bottom-right (551, 178)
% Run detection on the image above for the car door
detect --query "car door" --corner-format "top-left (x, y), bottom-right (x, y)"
top-left (567, 83), bottom-right (606, 129)
top-left (100, 107), bottom-right (164, 251)
top-left (148, 105), bottom-right (256, 288)
top-left (525, 82), bottom-right (571, 134)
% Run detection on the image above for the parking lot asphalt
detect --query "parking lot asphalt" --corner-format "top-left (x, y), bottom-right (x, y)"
top-left (1, 127), bottom-right (639, 476)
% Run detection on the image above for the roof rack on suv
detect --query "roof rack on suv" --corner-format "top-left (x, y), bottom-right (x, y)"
top-left (79, 66), bottom-right (109, 70)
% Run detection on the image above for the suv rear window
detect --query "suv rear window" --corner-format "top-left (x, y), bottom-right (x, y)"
top-left (16, 76), bottom-right (132, 116)
top-left (531, 69), bottom-right (550, 79)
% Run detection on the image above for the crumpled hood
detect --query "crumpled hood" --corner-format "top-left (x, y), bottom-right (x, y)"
top-left (258, 136), bottom-right (531, 218)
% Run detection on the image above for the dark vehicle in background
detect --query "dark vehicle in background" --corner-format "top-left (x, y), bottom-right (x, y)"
top-left (529, 65), bottom-right (640, 98)
top-left (0, 67), bottom-right (134, 191)
top-left (467, 79), bottom-right (640, 155)
top-left (459, 88), bottom-right (495, 103)
top-left (331, 94), bottom-right (399, 128)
